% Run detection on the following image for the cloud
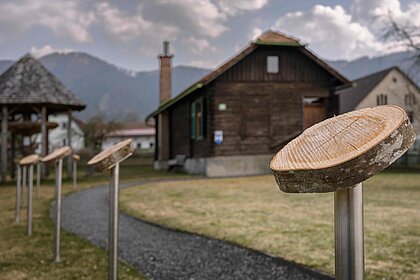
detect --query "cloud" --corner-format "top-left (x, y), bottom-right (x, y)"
top-left (148, 0), bottom-right (227, 38)
top-left (273, 2), bottom-right (419, 60)
top-left (274, 5), bottom-right (384, 60)
top-left (30, 45), bottom-right (74, 57)
top-left (250, 27), bottom-right (263, 40)
top-left (187, 37), bottom-right (216, 54)
top-left (0, 0), bottom-right (95, 43)
top-left (97, 0), bottom-right (269, 44)
top-left (351, 0), bottom-right (420, 32)
top-left (96, 2), bottom-right (178, 42)
top-left (217, 0), bottom-right (269, 16)
top-left (96, 2), bottom-right (179, 56)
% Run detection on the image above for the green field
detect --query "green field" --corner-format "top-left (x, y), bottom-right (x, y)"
top-left (0, 155), bottom-right (187, 280)
top-left (121, 172), bottom-right (420, 280)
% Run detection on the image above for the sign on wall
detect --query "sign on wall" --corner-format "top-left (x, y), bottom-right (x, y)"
top-left (214, 130), bottom-right (223, 145)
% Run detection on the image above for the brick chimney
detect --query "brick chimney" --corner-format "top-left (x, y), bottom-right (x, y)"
top-left (159, 41), bottom-right (173, 104)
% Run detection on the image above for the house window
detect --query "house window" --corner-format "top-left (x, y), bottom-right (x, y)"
top-left (191, 97), bottom-right (205, 140)
top-left (407, 111), bottom-right (414, 123)
top-left (405, 93), bottom-right (415, 106)
top-left (376, 94), bottom-right (387, 105)
top-left (267, 56), bottom-right (279, 73)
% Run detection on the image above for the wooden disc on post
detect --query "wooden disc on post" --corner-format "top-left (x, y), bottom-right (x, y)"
top-left (270, 105), bottom-right (416, 193)
top-left (19, 154), bottom-right (41, 166)
top-left (41, 147), bottom-right (72, 163)
top-left (87, 139), bottom-right (134, 172)
top-left (72, 154), bottom-right (80, 161)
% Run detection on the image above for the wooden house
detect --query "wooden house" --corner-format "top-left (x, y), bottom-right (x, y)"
top-left (146, 31), bottom-right (349, 177)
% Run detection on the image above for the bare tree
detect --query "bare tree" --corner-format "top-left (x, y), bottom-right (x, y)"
top-left (84, 113), bottom-right (122, 152)
top-left (382, 14), bottom-right (420, 69)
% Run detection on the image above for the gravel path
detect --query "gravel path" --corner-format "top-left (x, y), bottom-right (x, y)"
top-left (60, 180), bottom-right (333, 280)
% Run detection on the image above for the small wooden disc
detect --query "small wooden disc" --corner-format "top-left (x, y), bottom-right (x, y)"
top-left (87, 139), bottom-right (134, 172)
top-left (41, 146), bottom-right (72, 163)
top-left (270, 105), bottom-right (415, 193)
top-left (19, 154), bottom-right (41, 165)
top-left (72, 154), bottom-right (80, 161)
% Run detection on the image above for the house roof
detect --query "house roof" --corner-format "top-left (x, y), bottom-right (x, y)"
top-left (0, 54), bottom-right (85, 112)
top-left (336, 66), bottom-right (419, 113)
top-left (146, 30), bottom-right (349, 121)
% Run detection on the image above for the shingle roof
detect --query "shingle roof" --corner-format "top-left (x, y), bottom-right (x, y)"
top-left (336, 67), bottom-right (395, 113)
top-left (0, 54), bottom-right (85, 111)
top-left (146, 30), bottom-right (349, 121)
top-left (255, 30), bottom-right (301, 46)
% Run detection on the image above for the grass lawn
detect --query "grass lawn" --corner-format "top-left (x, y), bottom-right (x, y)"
top-left (120, 172), bottom-right (420, 280)
top-left (0, 156), bottom-right (187, 280)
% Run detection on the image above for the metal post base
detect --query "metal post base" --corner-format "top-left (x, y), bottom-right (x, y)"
top-left (334, 183), bottom-right (364, 280)
top-left (54, 159), bottom-right (63, 263)
top-left (73, 161), bottom-right (77, 190)
top-left (15, 165), bottom-right (21, 223)
top-left (109, 162), bottom-right (120, 280)
top-left (36, 162), bottom-right (41, 197)
top-left (27, 164), bottom-right (34, 236)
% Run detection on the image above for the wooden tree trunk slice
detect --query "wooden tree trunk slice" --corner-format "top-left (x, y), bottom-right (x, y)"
top-left (19, 154), bottom-right (41, 165)
top-left (41, 146), bottom-right (72, 163)
top-left (72, 154), bottom-right (80, 161)
top-left (270, 105), bottom-right (416, 193)
top-left (87, 139), bottom-right (134, 172)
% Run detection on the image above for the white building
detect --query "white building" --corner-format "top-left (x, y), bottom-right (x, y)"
top-left (102, 126), bottom-right (155, 151)
top-left (35, 114), bottom-right (85, 153)
top-left (338, 67), bottom-right (420, 163)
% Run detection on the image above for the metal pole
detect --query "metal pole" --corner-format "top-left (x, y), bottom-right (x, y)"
top-left (41, 106), bottom-right (48, 177)
top-left (334, 183), bottom-right (364, 280)
top-left (73, 160), bottom-right (77, 190)
top-left (109, 162), bottom-right (120, 280)
top-left (349, 183), bottom-right (364, 279)
top-left (15, 164), bottom-right (21, 223)
top-left (67, 110), bottom-right (73, 178)
top-left (22, 165), bottom-right (27, 208)
top-left (54, 159), bottom-right (63, 263)
top-left (36, 162), bottom-right (41, 197)
top-left (27, 164), bottom-right (34, 236)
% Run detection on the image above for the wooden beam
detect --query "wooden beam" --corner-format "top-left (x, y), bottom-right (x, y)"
top-left (1, 106), bottom-right (8, 182)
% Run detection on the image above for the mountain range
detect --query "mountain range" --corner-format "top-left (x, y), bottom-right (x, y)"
top-left (0, 51), bottom-right (417, 121)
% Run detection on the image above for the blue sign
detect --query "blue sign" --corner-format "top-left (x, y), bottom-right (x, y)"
top-left (214, 130), bottom-right (223, 145)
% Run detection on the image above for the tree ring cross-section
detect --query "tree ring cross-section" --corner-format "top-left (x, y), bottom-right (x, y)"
top-left (19, 154), bottom-right (41, 166)
top-left (270, 105), bottom-right (416, 193)
top-left (87, 139), bottom-right (134, 173)
top-left (41, 146), bottom-right (72, 163)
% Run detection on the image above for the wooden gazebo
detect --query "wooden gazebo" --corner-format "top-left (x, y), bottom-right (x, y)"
top-left (0, 54), bottom-right (85, 182)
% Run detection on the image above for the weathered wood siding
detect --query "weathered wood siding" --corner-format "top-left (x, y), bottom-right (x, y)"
top-left (165, 45), bottom-right (341, 159)
top-left (169, 89), bottom-right (212, 159)
top-left (218, 46), bottom-right (332, 85)
top-left (210, 46), bottom-right (336, 157)
top-left (169, 100), bottom-right (190, 158)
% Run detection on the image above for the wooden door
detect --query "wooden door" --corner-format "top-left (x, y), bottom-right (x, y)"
top-left (304, 103), bottom-right (326, 129)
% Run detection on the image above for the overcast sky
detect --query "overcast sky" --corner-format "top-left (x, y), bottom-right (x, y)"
top-left (0, 0), bottom-right (418, 71)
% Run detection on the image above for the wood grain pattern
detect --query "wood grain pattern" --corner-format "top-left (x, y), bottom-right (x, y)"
top-left (87, 139), bottom-right (134, 172)
top-left (270, 105), bottom-right (416, 193)
top-left (72, 154), bottom-right (80, 161)
top-left (41, 146), bottom-right (71, 163)
top-left (19, 154), bottom-right (40, 165)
